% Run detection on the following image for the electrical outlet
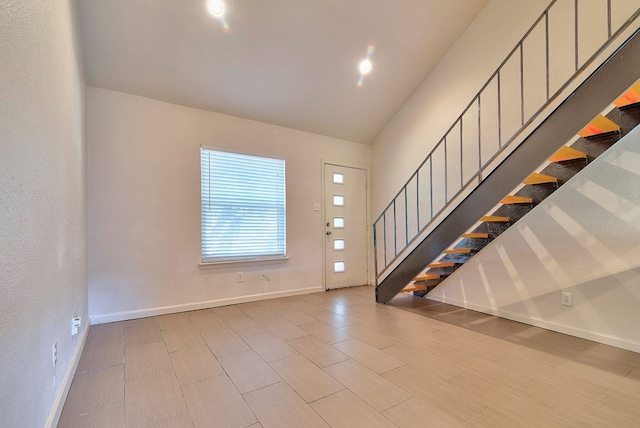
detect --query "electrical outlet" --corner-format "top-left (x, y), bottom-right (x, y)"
top-left (72, 317), bottom-right (81, 336)
top-left (52, 342), bottom-right (57, 368)
top-left (561, 292), bottom-right (573, 307)
top-left (237, 272), bottom-right (244, 282)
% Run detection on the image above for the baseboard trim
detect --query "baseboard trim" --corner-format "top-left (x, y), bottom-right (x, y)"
top-left (90, 286), bottom-right (325, 324)
top-left (45, 323), bottom-right (89, 428)
top-left (426, 295), bottom-right (640, 354)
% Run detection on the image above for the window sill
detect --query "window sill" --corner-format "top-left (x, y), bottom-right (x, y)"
top-left (199, 256), bottom-right (289, 270)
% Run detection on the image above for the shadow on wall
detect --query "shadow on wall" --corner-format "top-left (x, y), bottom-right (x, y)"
top-left (435, 131), bottom-right (640, 352)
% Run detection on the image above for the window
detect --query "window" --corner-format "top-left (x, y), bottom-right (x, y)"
top-left (201, 148), bottom-right (286, 262)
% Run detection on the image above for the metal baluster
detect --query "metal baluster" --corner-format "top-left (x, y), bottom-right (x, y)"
top-left (404, 185), bottom-right (409, 247)
top-left (382, 213), bottom-right (387, 268)
top-left (520, 42), bottom-right (525, 126)
top-left (392, 199), bottom-right (397, 256)
top-left (416, 169), bottom-right (420, 232)
top-left (575, 0), bottom-right (579, 71)
top-left (607, 0), bottom-right (612, 38)
top-left (459, 118), bottom-right (464, 188)
top-left (477, 96), bottom-right (482, 179)
top-left (497, 70), bottom-right (502, 148)
top-left (373, 222), bottom-right (378, 276)
top-left (444, 137), bottom-right (448, 203)
top-left (545, 11), bottom-right (550, 101)
top-left (429, 156), bottom-right (433, 219)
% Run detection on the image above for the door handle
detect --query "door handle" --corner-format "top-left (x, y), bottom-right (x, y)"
top-left (326, 231), bottom-right (332, 236)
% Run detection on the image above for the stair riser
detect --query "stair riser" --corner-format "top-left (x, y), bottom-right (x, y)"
top-left (491, 204), bottom-right (534, 224)
top-left (456, 239), bottom-right (491, 252)
top-left (617, 104), bottom-right (640, 129)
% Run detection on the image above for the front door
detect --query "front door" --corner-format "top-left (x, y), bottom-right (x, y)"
top-left (324, 164), bottom-right (368, 290)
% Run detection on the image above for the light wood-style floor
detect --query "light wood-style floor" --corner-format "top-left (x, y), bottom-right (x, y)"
top-left (59, 286), bottom-right (640, 427)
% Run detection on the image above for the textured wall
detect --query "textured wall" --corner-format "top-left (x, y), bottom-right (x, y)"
top-left (0, 0), bottom-right (87, 426)
top-left (87, 87), bottom-right (371, 322)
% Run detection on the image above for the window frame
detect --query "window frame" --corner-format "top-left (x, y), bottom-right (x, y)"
top-left (200, 146), bottom-right (287, 265)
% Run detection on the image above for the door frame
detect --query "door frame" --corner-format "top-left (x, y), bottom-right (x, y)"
top-left (321, 161), bottom-right (371, 291)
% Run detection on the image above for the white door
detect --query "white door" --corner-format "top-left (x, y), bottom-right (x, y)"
top-left (324, 164), bottom-right (368, 290)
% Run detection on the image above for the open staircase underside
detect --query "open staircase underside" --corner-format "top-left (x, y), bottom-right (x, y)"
top-left (376, 30), bottom-right (640, 304)
top-left (407, 105), bottom-right (640, 297)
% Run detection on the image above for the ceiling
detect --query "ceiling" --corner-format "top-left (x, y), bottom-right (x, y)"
top-left (75, 0), bottom-right (488, 144)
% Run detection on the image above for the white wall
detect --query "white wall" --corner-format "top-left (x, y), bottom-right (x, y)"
top-left (431, 126), bottom-right (640, 353)
top-left (372, 0), bottom-right (551, 215)
top-left (0, 1), bottom-right (87, 427)
top-left (372, 0), bottom-right (640, 215)
top-left (87, 88), bottom-right (371, 322)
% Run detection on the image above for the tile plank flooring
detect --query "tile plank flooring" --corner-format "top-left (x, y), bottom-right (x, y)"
top-left (59, 286), bottom-right (640, 427)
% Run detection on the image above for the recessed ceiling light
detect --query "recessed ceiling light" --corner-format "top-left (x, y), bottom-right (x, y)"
top-left (208, 0), bottom-right (225, 18)
top-left (357, 45), bottom-right (375, 87)
top-left (359, 59), bottom-right (372, 75)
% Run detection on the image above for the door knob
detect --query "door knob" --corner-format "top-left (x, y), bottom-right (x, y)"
top-left (326, 231), bottom-right (332, 235)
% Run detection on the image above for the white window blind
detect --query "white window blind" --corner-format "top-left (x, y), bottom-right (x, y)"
top-left (201, 148), bottom-right (286, 262)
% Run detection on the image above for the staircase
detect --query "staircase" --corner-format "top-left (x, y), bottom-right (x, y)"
top-left (374, 1), bottom-right (640, 304)
top-left (405, 91), bottom-right (640, 297)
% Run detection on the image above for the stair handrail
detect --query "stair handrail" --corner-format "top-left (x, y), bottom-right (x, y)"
top-left (373, 0), bottom-right (640, 281)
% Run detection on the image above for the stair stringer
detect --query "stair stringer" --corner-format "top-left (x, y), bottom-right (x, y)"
top-left (426, 125), bottom-right (640, 353)
top-left (375, 29), bottom-right (640, 304)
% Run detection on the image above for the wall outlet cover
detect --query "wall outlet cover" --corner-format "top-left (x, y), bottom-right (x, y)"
top-left (72, 317), bottom-right (81, 335)
top-left (561, 292), bottom-right (573, 307)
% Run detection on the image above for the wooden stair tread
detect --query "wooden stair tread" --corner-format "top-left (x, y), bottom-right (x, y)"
top-left (501, 195), bottom-right (533, 204)
top-left (481, 215), bottom-right (510, 223)
top-left (614, 82), bottom-right (640, 108)
top-left (524, 172), bottom-right (558, 185)
top-left (549, 146), bottom-right (587, 163)
top-left (578, 115), bottom-right (620, 137)
top-left (443, 248), bottom-right (472, 254)
top-left (414, 273), bottom-right (440, 281)
top-left (428, 261), bottom-right (456, 268)
top-left (463, 233), bottom-right (489, 239)
top-left (402, 284), bottom-right (427, 293)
